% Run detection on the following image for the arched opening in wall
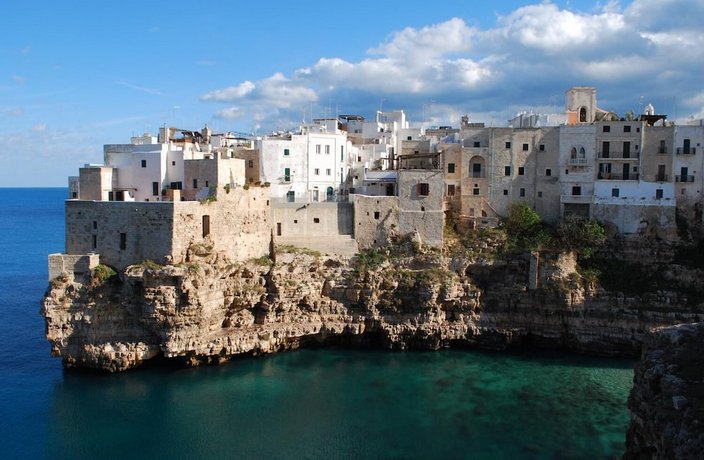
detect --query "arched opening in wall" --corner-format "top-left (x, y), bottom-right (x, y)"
top-left (326, 186), bottom-right (334, 200)
top-left (469, 155), bottom-right (486, 178)
top-left (202, 215), bottom-right (210, 238)
top-left (579, 107), bottom-right (587, 122)
top-left (579, 147), bottom-right (585, 159)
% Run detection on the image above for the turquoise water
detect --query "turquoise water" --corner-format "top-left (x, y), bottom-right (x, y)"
top-left (0, 189), bottom-right (634, 459)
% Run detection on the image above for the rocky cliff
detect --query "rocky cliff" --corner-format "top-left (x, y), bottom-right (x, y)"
top-left (624, 323), bottom-right (704, 459)
top-left (41, 242), bottom-right (704, 372)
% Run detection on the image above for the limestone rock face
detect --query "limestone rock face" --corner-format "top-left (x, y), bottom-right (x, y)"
top-left (624, 323), bottom-right (704, 459)
top-left (41, 250), bottom-right (704, 372)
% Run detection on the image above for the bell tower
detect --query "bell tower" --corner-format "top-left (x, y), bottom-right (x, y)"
top-left (565, 87), bottom-right (596, 124)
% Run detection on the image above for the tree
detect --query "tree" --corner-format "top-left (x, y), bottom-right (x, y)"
top-left (554, 217), bottom-right (605, 259)
top-left (502, 204), bottom-right (549, 251)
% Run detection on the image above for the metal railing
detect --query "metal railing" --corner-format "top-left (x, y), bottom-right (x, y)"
top-left (597, 151), bottom-right (639, 159)
top-left (676, 147), bottom-right (696, 155)
top-left (568, 158), bottom-right (588, 166)
top-left (675, 175), bottom-right (695, 183)
top-left (597, 173), bottom-right (640, 181)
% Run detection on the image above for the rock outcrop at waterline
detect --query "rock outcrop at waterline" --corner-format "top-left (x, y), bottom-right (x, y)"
top-left (623, 322), bottom-right (704, 459)
top-left (41, 245), bottom-right (704, 373)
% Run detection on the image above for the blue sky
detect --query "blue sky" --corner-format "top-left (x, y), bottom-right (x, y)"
top-left (1, 0), bottom-right (702, 186)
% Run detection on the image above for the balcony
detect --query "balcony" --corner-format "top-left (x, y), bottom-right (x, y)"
top-left (655, 174), bottom-right (669, 182)
top-left (676, 175), bottom-right (695, 183)
top-left (597, 173), bottom-right (640, 181)
top-left (561, 194), bottom-right (593, 204)
top-left (470, 172), bottom-right (486, 179)
top-left (568, 158), bottom-right (588, 166)
top-left (597, 151), bottom-right (640, 160)
top-left (676, 147), bottom-right (696, 155)
top-left (657, 147), bottom-right (668, 154)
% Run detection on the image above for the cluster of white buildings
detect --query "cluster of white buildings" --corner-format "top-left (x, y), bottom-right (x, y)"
top-left (65, 87), bottom-right (704, 264)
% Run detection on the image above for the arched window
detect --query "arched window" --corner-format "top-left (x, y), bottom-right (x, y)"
top-left (579, 147), bottom-right (586, 159)
top-left (579, 107), bottom-right (587, 122)
top-left (570, 147), bottom-right (577, 159)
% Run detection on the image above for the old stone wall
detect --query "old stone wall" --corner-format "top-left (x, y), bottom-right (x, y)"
top-left (352, 195), bottom-right (399, 249)
top-left (48, 253), bottom-right (99, 280)
top-left (65, 200), bottom-right (175, 269)
top-left (171, 186), bottom-right (270, 264)
top-left (398, 170), bottom-right (444, 247)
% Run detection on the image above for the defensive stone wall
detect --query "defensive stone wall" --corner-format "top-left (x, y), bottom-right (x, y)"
top-left (48, 253), bottom-right (99, 281)
top-left (352, 195), bottom-right (399, 249)
top-left (270, 201), bottom-right (353, 238)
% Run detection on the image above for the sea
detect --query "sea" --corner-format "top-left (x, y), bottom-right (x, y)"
top-left (0, 188), bottom-right (635, 459)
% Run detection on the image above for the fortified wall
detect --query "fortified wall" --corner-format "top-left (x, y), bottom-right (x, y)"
top-left (55, 186), bottom-right (270, 276)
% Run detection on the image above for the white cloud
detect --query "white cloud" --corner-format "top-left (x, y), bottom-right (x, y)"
top-left (199, 1), bottom-right (704, 130)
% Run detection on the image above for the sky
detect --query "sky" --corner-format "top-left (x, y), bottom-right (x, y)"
top-left (1, 0), bottom-right (703, 186)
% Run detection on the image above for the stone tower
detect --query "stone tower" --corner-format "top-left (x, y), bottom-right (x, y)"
top-left (565, 87), bottom-right (597, 124)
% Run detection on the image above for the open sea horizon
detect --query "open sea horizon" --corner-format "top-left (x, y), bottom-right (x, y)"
top-left (0, 187), bottom-right (634, 459)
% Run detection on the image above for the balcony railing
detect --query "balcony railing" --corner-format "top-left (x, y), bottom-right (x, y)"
top-left (560, 195), bottom-right (593, 203)
top-left (597, 173), bottom-right (640, 181)
top-left (657, 147), bottom-right (668, 154)
top-left (676, 147), bottom-right (696, 155)
top-left (568, 158), bottom-right (588, 166)
top-left (597, 151), bottom-right (640, 160)
top-left (675, 175), bottom-right (695, 183)
top-left (470, 172), bottom-right (486, 178)
top-left (656, 174), bottom-right (669, 182)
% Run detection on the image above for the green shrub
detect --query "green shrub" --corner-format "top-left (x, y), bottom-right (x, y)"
top-left (93, 264), bottom-right (117, 284)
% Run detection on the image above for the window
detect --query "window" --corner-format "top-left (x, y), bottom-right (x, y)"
top-left (624, 125), bottom-right (631, 133)
top-left (374, 211), bottom-right (380, 219)
top-left (202, 215), bottom-right (210, 238)
top-left (286, 191), bottom-right (295, 202)
top-left (340, 146), bottom-right (344, 161)
top-left (93, 221), bottom-right (97, 230)
top-left (519, 188), bottom-right (525, 197)
top-left (314, 168), bottom-right (320, 175)
top-left (315, 144), bottom-right (321, 154)
top-left (522, 143), bottom-right (529, 151)
top-left (518, 167), bottom-right (525, 175)
top-left (505, 166), bottom-right (511, 176)
top-left (656, 189), bottom-right (663, 199)
top-left (141, 160), bottom-right (147, 168)
top-left (447, 184), bottom-right (455, 196)
top-left (612, 188), bottom-right (620, 197)
top-left (572, 186), bottom-right (581, 196)
top-left (418, 183), bottom-right (430, 196)
top-left (325, 145), bottom-right (330, 154)
top-left (313, 218), bottom-right (320, 223)
top-left (172, 161), bottom-right (176, 166)
top-left (326, 168), bottom-right (331, 176)
top-left (659, 140), bottom-right (667, 154)
top-left (170, 182), bottom-right (182, 190)
top-left (503, 189), bottom-right (508, 195)
top-left (505, 141), bottom-right (511, 149)
top-left (473, 188), bottom-right (480, 195)
top-left (284, 168), bottom-right (291, 182)
top-left (474, 141), bottom-right (480, 148)
top-left (119, 233), bottom-right (127, 250)
top-left (357, 156), bottom-right (362, 162)
top-left (205, 180), bottom-right (209, 187)
top-left (545, 169), bottom-right (552, 176)
top-left (294, 219), bottom-right (298, 224)
top-left (448, 163), bottom-right (455, 173)
top-left (603, 125), bottom-right (610, 132)
top-left (539, 144), bottom-right (545, 151)
top-left (284, 148), bottom-right (290, 156)
top-left (538, 191), bottom-right (543, 198)
top-left (193, 179), bottom-right (198, 189)
top-left (407, 136), bottom-right (412, 141)
top-left (91, 235), bottom-right (97, 250)
top-left (153, 182), bottom-right (159, 196)
top-left (248, 160), bottom-right (254, 168)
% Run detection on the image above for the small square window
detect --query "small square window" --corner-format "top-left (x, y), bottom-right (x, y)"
top-left (522, 143), bottom-right (529, 151)
top-left (294, 219), bottom-right (298, 224)
top-left (473, 141), bottom-right (480, 148)
top-left (505, 166), bottom-right (511, 176)
top-left (407, 136), bottom-right (412, 141)
top-left (612, 188), bottom-right (619, 197)
top-left (473, 188), bottom-right (480, 195)
top-left (538, 191), bottom-right (543, 198)
top-left (539, 144), bottom-right (545, 151)
top-left (624, 125), bottom-right (631, 133)
top-left (374, 211), bottom-right (380, 219)
top-left (284, 148), bottom-right (289, 156)
top-left (505, 141), bottom-right (511, 149)
top-left (519, 188), bottom-right (525, 197)
top-left (518, 167), bottom-right (524, 175)
top-left (172, 161), bottom-right (176, 166)
top-left (447, 184), bottom-right (455, 196)
top-left (603, 125), bottom-right (610, 132)
top-left (656, 189), bottom-right (663, 199)
top-left (448, 163), bottom-right (455, 173)
top-left (503, 189), bottom-right (508, 196)
top-left (141, 160), bottom-right (147, 168)
top-left (418, 183), bottom-right (430, 196)
top-left (314, 218), bottom-right (320, 223)
top-left (545, 169), bottom-right (551, 176)
top-left (572, 186), bottom-right (581, 196)
top-left (248, 160), bottom-right (254, 168)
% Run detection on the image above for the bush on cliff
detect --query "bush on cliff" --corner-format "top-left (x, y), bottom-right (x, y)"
top-left (501, 204), bottom-right (550, 252)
